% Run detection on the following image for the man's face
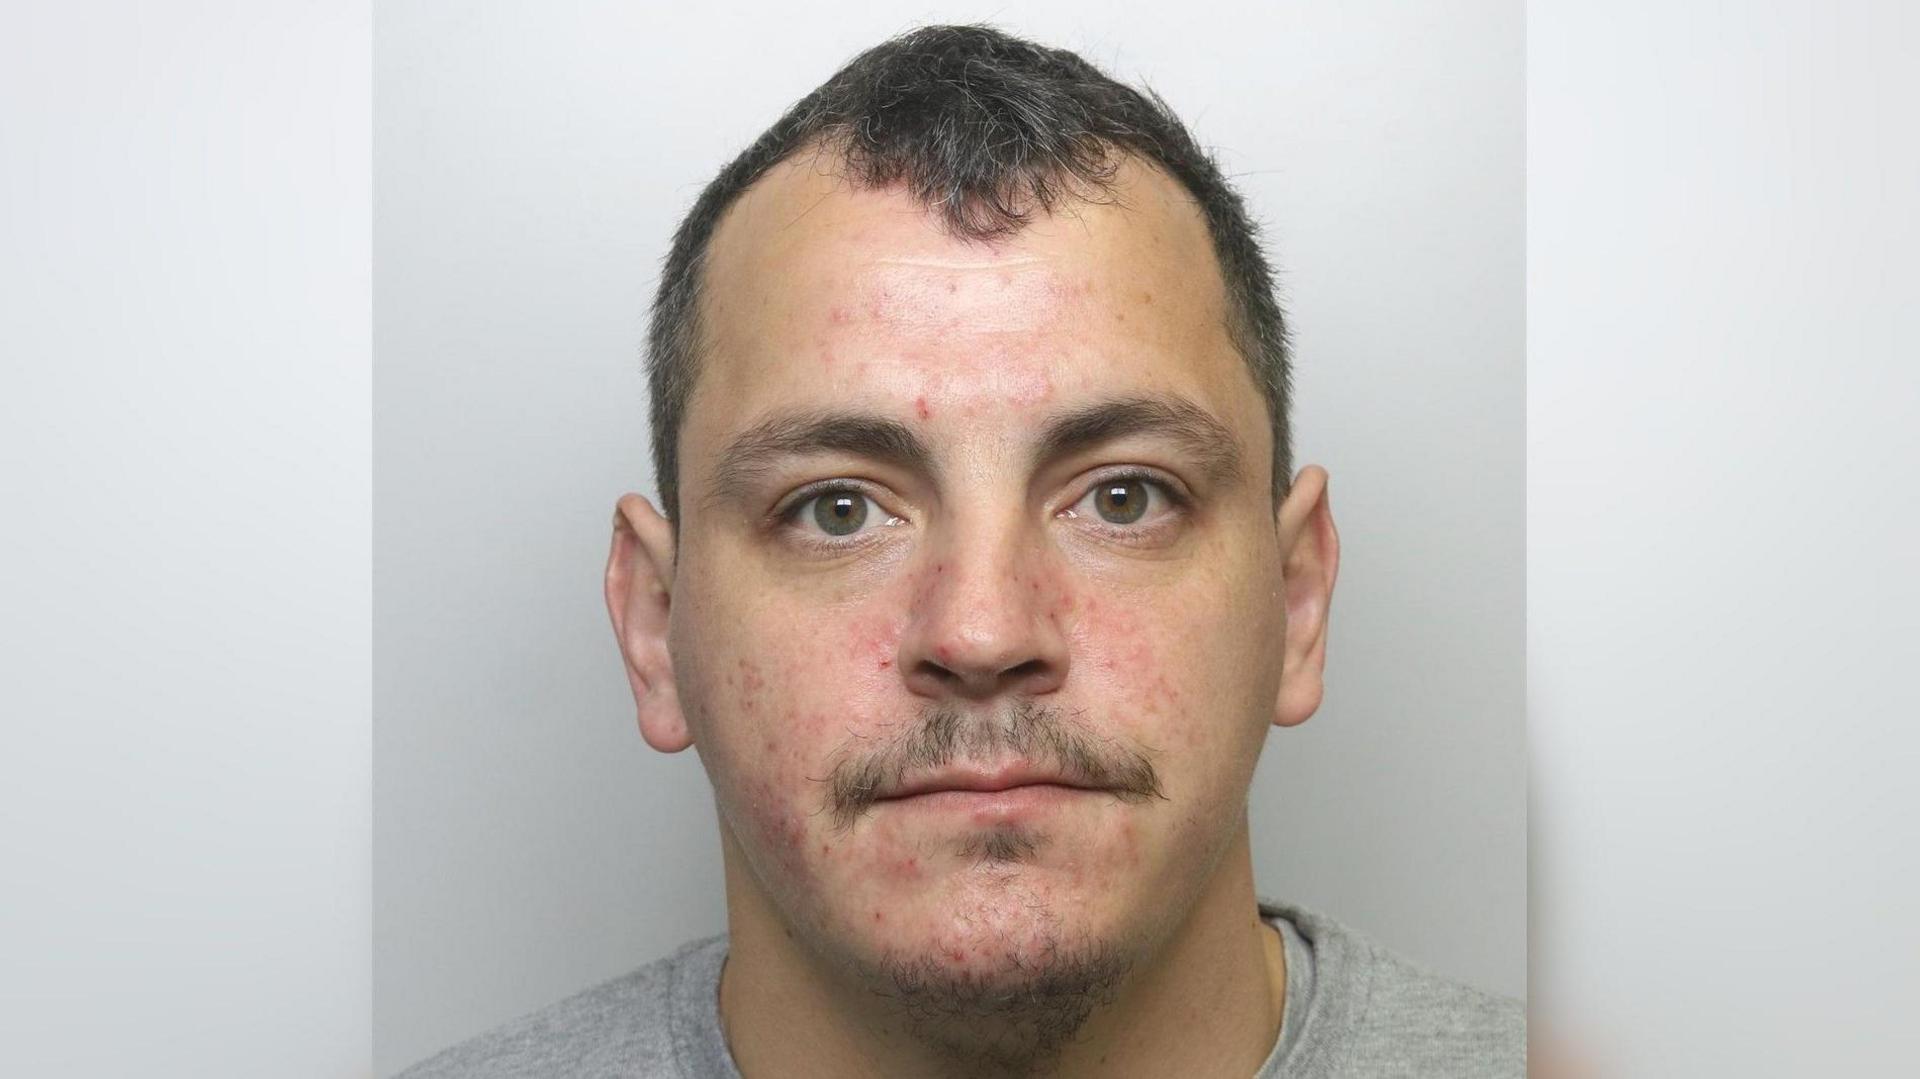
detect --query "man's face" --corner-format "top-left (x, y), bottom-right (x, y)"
top-left (665, 155), bottom-right (1291, 988)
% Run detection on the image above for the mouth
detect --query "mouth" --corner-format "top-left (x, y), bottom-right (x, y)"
top-left (875, 761), bottom-right (1109, 816)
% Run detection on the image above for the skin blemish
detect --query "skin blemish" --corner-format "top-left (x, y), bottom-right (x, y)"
top-left (828, 306), bottom-right (852, 324)
top-left (914, 396), bottom-right (931, 420)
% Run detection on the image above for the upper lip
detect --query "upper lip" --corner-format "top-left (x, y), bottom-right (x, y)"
top-left (878, 760), bottom-right (1101, 800)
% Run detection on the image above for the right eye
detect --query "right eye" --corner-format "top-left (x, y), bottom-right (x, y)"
top-left (789, 487), bottom-right (894, 539)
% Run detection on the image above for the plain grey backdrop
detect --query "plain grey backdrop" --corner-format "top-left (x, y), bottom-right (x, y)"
top-left (374, 2), bottom-right (1523, 1073)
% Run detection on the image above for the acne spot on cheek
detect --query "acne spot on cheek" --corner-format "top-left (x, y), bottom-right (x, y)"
top-left (844, 616), bottom-right (901, 674)
top-left (828, 306), bottom-right (852, 324)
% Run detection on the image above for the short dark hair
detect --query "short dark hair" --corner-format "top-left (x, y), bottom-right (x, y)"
top-left (647, 24), bottom-right (1292, 525)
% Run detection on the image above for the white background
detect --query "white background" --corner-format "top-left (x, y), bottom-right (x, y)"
top-left (373, 2), bottom-right (1524, 1071)
top-left (1529, 2), bottom-right (1920, 1072)
top-left (3, 2), bottom-right (1915, 1077)
top-left (1, 3), bottom-right (371, 1075)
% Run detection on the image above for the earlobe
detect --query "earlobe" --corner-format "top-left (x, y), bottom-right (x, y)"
top-left (1272, 466), bottom-right (1340, 729)
top-left (604, 494), bottom-right (694, 753)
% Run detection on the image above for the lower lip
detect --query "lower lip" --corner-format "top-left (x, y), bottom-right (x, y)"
top-left (879, 783), bottom-right (1099, 822)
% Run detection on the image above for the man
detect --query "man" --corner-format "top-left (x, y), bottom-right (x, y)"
top-left (402, 23), bottom-right (1522, 1079)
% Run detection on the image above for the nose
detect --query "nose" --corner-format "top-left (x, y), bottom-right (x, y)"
top-left (896, 524), bottom-right (1071, 701)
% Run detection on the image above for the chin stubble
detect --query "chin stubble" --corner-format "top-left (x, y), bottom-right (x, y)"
top-left (869, 925), bottom-right (1133, 1076)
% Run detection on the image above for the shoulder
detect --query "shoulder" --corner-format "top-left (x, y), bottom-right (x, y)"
top-left (1276, 904), bottom-right (1525, 1078)
top-left (391, 936), bottom-right (727, 1079)
top-left (1342, 941), bottom-right (1526, 1076)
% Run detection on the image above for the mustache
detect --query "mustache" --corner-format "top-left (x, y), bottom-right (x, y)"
top-left (822, 700), bottom-right (1164, 830)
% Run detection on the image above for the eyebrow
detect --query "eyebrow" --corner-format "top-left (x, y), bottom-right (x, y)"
top-left (1034, 394), bottom-right (1245, 486)
top-left (706, 410), bottom-right (935, 508)
top-left (703, 392), bottom-right (1245, 508)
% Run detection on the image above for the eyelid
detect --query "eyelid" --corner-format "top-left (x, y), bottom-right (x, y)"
top-left (774, 478), bottom-right (881, 519)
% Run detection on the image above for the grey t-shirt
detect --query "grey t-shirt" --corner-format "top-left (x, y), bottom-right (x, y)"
top-left (396, 902), bottom-right (1523, 1077)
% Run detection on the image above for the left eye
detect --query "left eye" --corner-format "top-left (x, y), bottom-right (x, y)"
top-left (1067, 477), bottom-right (1169, 526)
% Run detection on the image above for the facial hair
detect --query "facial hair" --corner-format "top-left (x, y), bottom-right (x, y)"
top-left (815, 700), bottom-right (1164, 1074)
top-left (822, 699), bottom-right (1164, 831)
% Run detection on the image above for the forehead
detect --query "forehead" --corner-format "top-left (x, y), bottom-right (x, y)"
top-left (684, 151), bottom-right (1262, 475)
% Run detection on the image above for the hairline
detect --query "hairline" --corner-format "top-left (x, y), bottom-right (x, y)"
top-left (669, 143), bottom-right (1280, 533)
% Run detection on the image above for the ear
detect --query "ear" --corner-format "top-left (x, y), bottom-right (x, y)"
top-left (604, 493), bottom-right (692, 752)
top-left (1272, 466), bottom-right (1340, 728)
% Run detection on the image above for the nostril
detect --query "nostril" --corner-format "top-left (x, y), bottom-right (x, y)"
top-left (907, 656), bottom-right (1053, 694)
top-left (1003, 659), bottom-right (1048, 682)
top-left (908, 658), bottom-right (963, 689)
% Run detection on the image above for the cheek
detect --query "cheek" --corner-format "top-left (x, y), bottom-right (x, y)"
top-left (737, 775), bottom-right (815, 882)
top-left (679, 588), bottom-right (912, 882)
top-left (1067, 561), bottom-right (1279, 794)
top-left (1074, 592), bottom-right (1194, 745)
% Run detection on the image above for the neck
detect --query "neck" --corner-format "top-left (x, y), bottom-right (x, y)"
top-left (717, 816), bottom-right (1284, 1079)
